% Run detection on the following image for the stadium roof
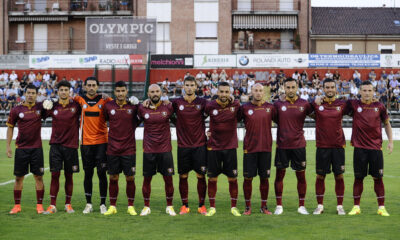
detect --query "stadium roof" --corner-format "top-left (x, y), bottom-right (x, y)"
top-left (311, 7), bottom-right (400, 35)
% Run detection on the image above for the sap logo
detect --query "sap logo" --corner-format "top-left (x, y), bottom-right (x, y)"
top-left (80, 56), bottom-right (97, 63)
top-left (32, 56), bottom-right (50, 64)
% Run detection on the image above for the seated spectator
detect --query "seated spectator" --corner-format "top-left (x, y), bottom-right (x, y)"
top-left (6, 92), bottom-right (17, 110)
top-left (350, 81), bottom-right (359, 98)
top-left (233, 88), bottom-right (240, 100)
top-left (33, 78), bottom-right (41, 88)
top-left (38, 85), bottom-right (46, 95)
top-left (28, 71), bottom-right (36, 82)
top-left (277, 70), bottom-right (285, 82)
top-left (183, 72), bottom-right (191, 80)
top-left (0, 92), bottom-right (7, 110)
top-left (211, 70), bottom-right (219, 82)
top-left (395, 70), bottom-right (400, 81)
top-left (206, 71), bottom-right (212, 80)
top-left (210, 85), bottom-right (218, 97)
top-left (239, 71), bottom-right (247, 83)
top-left (195, 71), bottom-right (206, 81)
top-left (219, 69), bottom-right (228, 82)
top-left (292, 71), bottom-right (300, 81)
top-left (341, 80), bottom-right (350, 98)
top-left (300, 90), bottom-right (309, 101)
top-left (161, 91), bottom-right (169, 101)
top-left (353, 70), bottom-right (361, 88)
top-left (0, 76), bottom-right (6, 89)
top-left (240, 92), bottom-right (249, 103)
top-left (247, 78), bottom-right (255, 93)
top-left (203, 77), bottom-right (211, 88)
top-left (203, 88), bottom-right (212, 100)
top-left (226, 77), bottom-right (234, 87)
top-left (43, 71), bottom-right (50, 83)
top-left (70, 77), bottom-right (77, 88)
top-left (162, 78), bottom-right (173, 93)
top-left (381, 70), bottom-right (388, 81)
top-left (21, 72), bottom-right (28, 82)
top-left (232, 71), bottom-right (240, 83)
top-left (325, 70), bottom-right (333, 80)
top-left (333, 70), bottom-right (340, 81)
top-left (173, 78), bottom-right (183, 97)
top-left (1, 70), bottom-right (9, 83)
top-left (9, 71), bottom-right (18, 82)
top-left (312, 71), bottom-right (319, 82)
top-left (50, 70), bottom-right (58, 82)
top-left (377, 78), bottom-right (387, 95)
top-left (371, 77), bottom-right (378, 90)
top-left (36, 92), bottom-right (46, 102)
top-left (369, 70), bottom-right (376, 81)
top-left (300, 70), bottom-right (308, 86)
top-left (36, 72), bottom-right (43, 82)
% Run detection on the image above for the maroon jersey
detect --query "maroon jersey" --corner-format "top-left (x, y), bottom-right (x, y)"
top-left (312, 98), bottom-right (349, 148)
top-left (104, 100), bottom-right (138, 156)
top-left (240, 102), bottom-right (276, 153)
top-left (172, 97), bottom-right (207, 148)
top-left (138, 102), bottom-right (173, 153)
top-left (205, 100), bottom-right (241, 151)
top-left (349, 100), bottom-right (389, 150)
top-left (46, 100), bottom-right (81, 149)
top-left (7, 103), bottom-right (45, 149)
top-left (274, 97), bottom-right (312, 149)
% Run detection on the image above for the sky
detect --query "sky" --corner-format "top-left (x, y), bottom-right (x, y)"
top-left (312, 0), bottom-right (400, 7)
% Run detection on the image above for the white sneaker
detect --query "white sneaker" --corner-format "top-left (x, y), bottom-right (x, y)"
top-left (166, 206), bottom-right (177, 216)
top-left (82, 203), bottom-right (93, 214)
top-left (313, 204), bottom-right (324, 215)
top-left (274, 205), bottom-right (283, 215)
top-left (100, 204), bottom-right (107, 214)
top-left (140, 206), bottom-right (151, 216)
top-left (337, 205), bottom-right (346, 215)
top-left (298, 206), bottom-right (309, 215)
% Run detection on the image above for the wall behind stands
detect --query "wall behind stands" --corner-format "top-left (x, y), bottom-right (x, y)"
top-left (1, 127), bottom-right (400, 141)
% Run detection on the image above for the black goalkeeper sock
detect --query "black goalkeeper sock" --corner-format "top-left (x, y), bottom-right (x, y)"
top-left (84, 169), bottom-right (94, 204)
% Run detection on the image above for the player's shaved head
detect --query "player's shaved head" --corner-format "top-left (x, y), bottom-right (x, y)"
top-left (148, 84), bottom-right (162, 104)
top-left (251, 83), bottom-right (264, 103)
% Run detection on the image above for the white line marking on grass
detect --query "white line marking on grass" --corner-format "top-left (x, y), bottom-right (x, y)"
top-left (0, 167), bottom-right (49, 186)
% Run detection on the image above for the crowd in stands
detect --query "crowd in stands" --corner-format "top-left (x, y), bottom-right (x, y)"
top-left (161, 69), bottom-right (400, 110)
top-left (0, 70), bottom-right (84, 111)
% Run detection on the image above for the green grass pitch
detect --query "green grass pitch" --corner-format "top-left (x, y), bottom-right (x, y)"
top-left (0, 140), bottom-right (399, 240)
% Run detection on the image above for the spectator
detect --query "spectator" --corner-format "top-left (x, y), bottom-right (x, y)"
top-left (395, 70), bottom-right (400, 81)
top-left (239, 71), bottom-right (247, 83)
top-left (300, 90), bottom-right (309, 101)
top-left (195, 71), bottom-right (206, 81)
top-left (9, 71), bottom-right (18, 82)
top-left (21, 72), bottom-right (28, 82)
top-left (277, 70), bottom-right (285, 82)
top-left (0, 76), bottom-right (6, 89)
top-left (203, 87), bottom-right (212, 100)
top-left (1, 70), bottom-right (9, 83)
top-left (371, 77), bottom-right (378, 90)
top-left (388, 70), bottom-right (395, 82)
top-left (240, 92), bottom-right (249, 103)
top-left (368, 70), bottom-right (376, 81)
top-left (312, 71), bottom-right (319, 82)
top-left (219, 70), bottom-right (228, 82)
top-left (206, 71), bottom-right (212, 80)
top-left (70, 77), bottom-right (77, 88)
top-left (36, 72), bottom-right (43, 82)
top-left (292, 70), bottom-right (300, 81)
top-left (300, 70), bottom-right (308, 86)
top-left (341, 79), bottom-right (350, 98)
top-left (162, 78), bottom-right (173, 93)
top-left (377, 77), bottom-right (387, 95)
top-left (352, 70), bottom-right (361, 88)
top-left (36, 92), bottom-right (46, 102)
top-left (381, 70), bottom-right (388, 81)
top-left (33, 78), bottom-right (41, 88)
top-left (333, 70), bottom-right (341, 81)
top-left (160, 91), bottom-right (169, 101)
top-left (232, 71), bottom-right (240, 82)
top-left (325, 70), bottom-right (333, 80)
top-left (203, 77), bottom-right (211, 88)
top-left (173, 78), bottom-right (183, 97)
top-left (211, 70), bottom-right (219, 82)
top-left (247, 77), bottom-right (255, 93)
top-left (28, 71), bottom-right (36, 82)
top-left (210, 85), bottom-right (218, 97)
top-left (183, 72), bottom-right (191, 80)
top-left (6, 92), bottom-right (16, 110)
top-left (350, 81), bottom-right (358, 98)
top-left (43, 71), bottom-right (50, 83)
top-left (50, 70), bottom-right (58, 82)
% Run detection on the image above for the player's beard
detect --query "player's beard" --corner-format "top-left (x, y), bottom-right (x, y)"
top-left (151, 96), bottom-right (160, 104)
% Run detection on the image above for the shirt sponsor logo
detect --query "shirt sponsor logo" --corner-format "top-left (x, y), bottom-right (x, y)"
top-left (319, 106), bottom-right (324, 111)
top-left (162, 111), bottom-right (167, 117)
top-left (266, 108), bottom-right (271, 113)
top-left (54, 110), bottom-right (58, 115)
top-left (83, 104), bottom-right (88, 109)
top-left (179, 105), bottom-right (184, 111)
top-left (374, 107), bottom-right (378, 112)
top-left (248, 109), bottom-right (254, 115)
top-left (98, 104), bottom-right (102, 109)
top-left (299, 106), bottom-right (304, 112)
top-left (19, 112), bottom-right (24, 118)
top-left (281, 106), bottom-right (287, 111)
top-left (110, 109), bottom-right (116, 115)
top-left (144, 113), bottom-right (150, 119)
top-left (357, 107), bottom-right (363, 113)
top-left (336, 107), bottom-right (341, 111)
top-left (212, 109), bottom-right (218, 116)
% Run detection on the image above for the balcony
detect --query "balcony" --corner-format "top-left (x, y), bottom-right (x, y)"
top-left (232, 0), bottom-right (299, 13)
top-left (8, 39), bottom-right (86, 54)
top-left (8, 0), bottom-right (134, 17)
top-left (232, 36), bottom-right (300, 54)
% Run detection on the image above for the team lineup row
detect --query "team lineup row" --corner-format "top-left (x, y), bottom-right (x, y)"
top-left (6, 76), bottom-right (393, 217)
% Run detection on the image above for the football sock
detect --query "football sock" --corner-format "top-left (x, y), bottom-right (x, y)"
top-left (126, 179), bottom-right (135, 206)
top-left (14, 190), bottom-right (22, 205)
top-left (142, 176), bottom-right (152, 207)
top-left (163, 176), bottom-right (174, 206)
top-left (208, 180), bottom-right (217, 208)
top-left (335, 176), bottom-right (344, 206)
top-left (274, 169), bottom-right (286, 205)
top-left (229, 179), bottom-right (238, 208)
top-left (36, 189), bottom-right (44, 204)
top-left (260, 178), bottom-right (269, 208)
top-left (197, 177), bottom-right (207, 207)
top-left (84, 169), bottom-right (94, 204)
top-left (353, 178), bottom-right (364, 205)
top-left (315, 177), bottom-right (325, 205)
top-left (179, 176), bottom-right (189, 207)
top-left (243, 178), bottom-right (252, 208)
top-left (296, 171), bottom-right (307, 207)
top-left (50, 172), bottom-right (60, 206)
top-left (373, 178), bottom-right (385, 206)
top-left (109, 179), bottom-right (118, 206)
top-left (97, 169), bottom-right (108, 205)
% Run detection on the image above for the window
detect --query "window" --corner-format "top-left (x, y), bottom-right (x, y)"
top-left (381, 49), bottom-right (393, 54)
top-left (147, 1), bottom-right (171, 22)
top-left (196, 23), bottom-right (217, 39)
top-left (157, 23), bottom-right (170, 41)
top-left (194, 2), bottom-right (218, 22)
top-left (237, 0), bottom-right (251, 11)
top-left (17, 24), bottom-right (25, 42)
top-left (337, 49), bottom-right (349, 54)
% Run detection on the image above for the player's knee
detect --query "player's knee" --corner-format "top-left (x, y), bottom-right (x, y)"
top-left (196, 173), bottom-right (205, 179)
top-left (110, 174), bottom-right (119, 181)
top-left (334, 174), bottom-right (343, 180)
top-left (34, 175), bottom-right (43, 182)
top-left (180, 173), bottom-right (189, 179)
top-left (244, 177), bottom-right (253, 181)
top-left (316, 174), bottom-right (325, 180)
top-left (125, 175), bottom-right (134, 181)
top-left (15, 176), bottom-right (24, 183)
top-left (209, 177), bottom-right (218, 182)
top-left (227, 177), bottom-right (237, 182)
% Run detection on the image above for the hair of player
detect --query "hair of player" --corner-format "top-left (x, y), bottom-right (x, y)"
top-left (283, 77), bottom-right (297, 85)
top-left (184, 75), bottom-right (196, 83)
top-left (323, 78), bottom-right (335, 87)
top-left (115, 80), bottom-right (127, 88)
top-left (84, 76), bottom-right (99, 86)
top-left (57, 80), bottom-right (71, 89)
top-left (218, 81), bottom-right (230, 88)
top-left (361, 80), bottom-right (373, 88)
top-left (25, 83), bottom-right (38, 93)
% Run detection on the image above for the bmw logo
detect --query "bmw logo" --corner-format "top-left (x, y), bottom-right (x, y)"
top-left (239, 56), bottom-right (249, 66)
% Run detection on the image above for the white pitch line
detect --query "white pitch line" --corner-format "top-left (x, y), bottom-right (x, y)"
top-left (0, 167), bottom-right (50, 186)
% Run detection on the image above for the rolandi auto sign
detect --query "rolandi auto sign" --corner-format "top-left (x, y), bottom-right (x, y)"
top-left (86, 17), bottom-right (156, 54)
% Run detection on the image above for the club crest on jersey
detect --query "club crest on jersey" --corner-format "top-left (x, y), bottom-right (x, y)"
top-left (98, 104), bottom-right (102, 109)
top-left (19, 113), bottom-right (24, 118)
top-left (319, 106), bottom-right (324, 111)
top-left (357, 107), bottom-right (362, 113)
top-left (179, 105), bottom-right (184, 111)
top-left (212, 109), bottom-right (218, 116)
top-left (266, 108), bottom-right (271, 113)
top-left (248, 109), bottom-right (254, 115)
top-left (336, 107), bottom-right (341, 111)
top-left (299, 106), bottom-right (304, 112)
top-left (162, 111), bottom-right (167, 117)
top-left (110, 109), bottom-right (116, 115)
top-left (230, 107), bottom-right (235, 112)
top-left (71, 107), bottom-right (76, 113)
top-left (144, 113), bottom-right (150, 119)
top-left (127, 109), bottom-right (132, 114)
top-left (374, 107), bottom-right (378, 112)
top-left (281, 106), bottom-right (287, 111)
top-left (83, 104), bottom-right (88, 109)
top-left (53, 110), bottom-right (58, 116)
top-left (196, 105), bottom-right (201, 110)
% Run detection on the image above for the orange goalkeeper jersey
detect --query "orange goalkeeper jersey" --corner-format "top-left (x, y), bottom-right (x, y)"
top-left (74, 95), bottom-right (112, 145)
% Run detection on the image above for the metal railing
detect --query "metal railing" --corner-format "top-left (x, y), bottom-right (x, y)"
top-left (8, 39), bottom-right (86, 53)
top-left (232, 39), bottom-right (299, 51)
top-left (8, 0), bottom-right (134, 13)
top-left (232, 0), bottom-right (300, 12)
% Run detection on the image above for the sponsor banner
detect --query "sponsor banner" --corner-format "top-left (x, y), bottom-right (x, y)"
top-left (237, 54), bottom-right (309, 68)
top-left (194, 55), bottom-right (237, 68)
top-left (309, 54), bottom-right (380, 67)
top-left (0, 55), bottom-right (29, 69)
top-left (130, 54), bottom-right (145, 65)
top-left (381, 54), bottom-right (400, 68)
top-left (150, 55), bottom-right (193, 68)
top-left (86, 17), bottom-right (156, 54)
top-left (1, 127), bottom-right (399, 140)
top-left (29, 55), bottom-right (131, 68)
